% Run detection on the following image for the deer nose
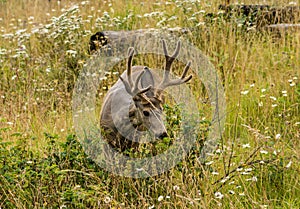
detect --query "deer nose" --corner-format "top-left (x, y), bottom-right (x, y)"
top-left (156, 131), bottom-right (168, 139)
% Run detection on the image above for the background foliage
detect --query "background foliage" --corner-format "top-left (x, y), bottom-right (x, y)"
top-left (0, 0), bottom-right (299, 208)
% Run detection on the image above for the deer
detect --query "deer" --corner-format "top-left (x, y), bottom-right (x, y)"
top-left (100, 40), bottom-right (192, 152)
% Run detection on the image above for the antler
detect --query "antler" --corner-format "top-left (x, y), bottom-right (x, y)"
top-left (156, 40), bottom-right (192, 93)
top-left (120, 47), bottom-right (151, 96)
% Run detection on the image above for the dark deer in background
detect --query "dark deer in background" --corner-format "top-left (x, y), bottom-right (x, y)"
top-left (100, 40), bottom-right (192, 152)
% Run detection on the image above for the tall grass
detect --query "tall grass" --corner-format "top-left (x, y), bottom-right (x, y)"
top-left (0, 0), bottom-right (299, 208)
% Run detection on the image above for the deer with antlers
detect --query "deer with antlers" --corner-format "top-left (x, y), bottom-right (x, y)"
top-left (100, 40), bottom-right (192, 152)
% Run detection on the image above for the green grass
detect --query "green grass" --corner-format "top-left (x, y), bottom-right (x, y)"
top-left (0, 0), bottom-right (299, 208)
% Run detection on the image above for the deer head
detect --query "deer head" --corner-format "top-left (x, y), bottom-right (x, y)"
top-left (118, 40), bottom-right (192, 140)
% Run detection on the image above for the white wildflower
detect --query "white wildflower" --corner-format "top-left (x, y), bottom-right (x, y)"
top-left (221, 178), bottom-right (227, 183)
top-left (214, 192), bottom-right (224, 199)
top-left (286, 161), bottom-right (292, 168)
top-left (66, 49), bottom-right (77, 57)
top-left (241, 90), bottom-right (249, 95)
top-left (229, 190), bottom-right (235, 194)
top-left (196, 22), bottom-right (205, 26)
top-left (168, 16), bottom-right (177, 21)
top-left (241, 172), bottom-right (250, 175)
top-left (252, 176), bottom-right (258, 182)
top-left (205, 161), bottom-right (213, 165)
top-left (188, 17), bottom-right (197, 21)
top-left (173, 185), bottom-right (180, 191)
top-left (260, 150), bottom-right (268, 154)
top-left (158, 195), bottom-right (164, 202)
top-left (242, 143), bottom-right (251, 148)
top-left (104, 196), bottom-right (111, 204)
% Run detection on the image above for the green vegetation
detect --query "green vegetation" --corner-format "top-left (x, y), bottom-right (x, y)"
top-left (0, 0), bottom-right (299, 208)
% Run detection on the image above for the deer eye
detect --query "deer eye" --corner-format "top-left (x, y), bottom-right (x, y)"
top-left (143, 110), bottom-right (150, 117)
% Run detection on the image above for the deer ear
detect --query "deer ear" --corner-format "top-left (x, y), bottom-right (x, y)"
top-left (141, 67), bottom-right (155, 88)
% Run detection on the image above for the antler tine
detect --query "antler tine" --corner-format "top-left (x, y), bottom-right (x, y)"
top-left (162, 39), bottom-right (169, 58)
top-left (181, 61), bottom-right (192, 79)
top-left (120, 70), bottom-right (152, 96)
top-left (163, 61), bottom-right (192, 87)
top-left (121, 49), bottom-right (152, 96)
top-left (162, 40), bottom-right (181, 60)
top-left (161, 40), bottom-right (170, 85)
top-left (179, 62), bottom-right (193, 83)
top-left (171, 41), bottom-right (181, 59)
top-left (119, 76), bottom-right (132, 95)
top-left (132, 70), bottom-right (152, 95)
top-left (127, 47), bottom-right (135, 88)
top-left (159, 40), bottom-right (181, 89)
top-left (157, 40), bottom-right (192, 92)
top-left (161, 40), bottom-right (181, 80)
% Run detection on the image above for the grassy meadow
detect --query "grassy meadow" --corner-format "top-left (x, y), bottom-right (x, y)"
top-left (0, 0), bottom-right (299, 208)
